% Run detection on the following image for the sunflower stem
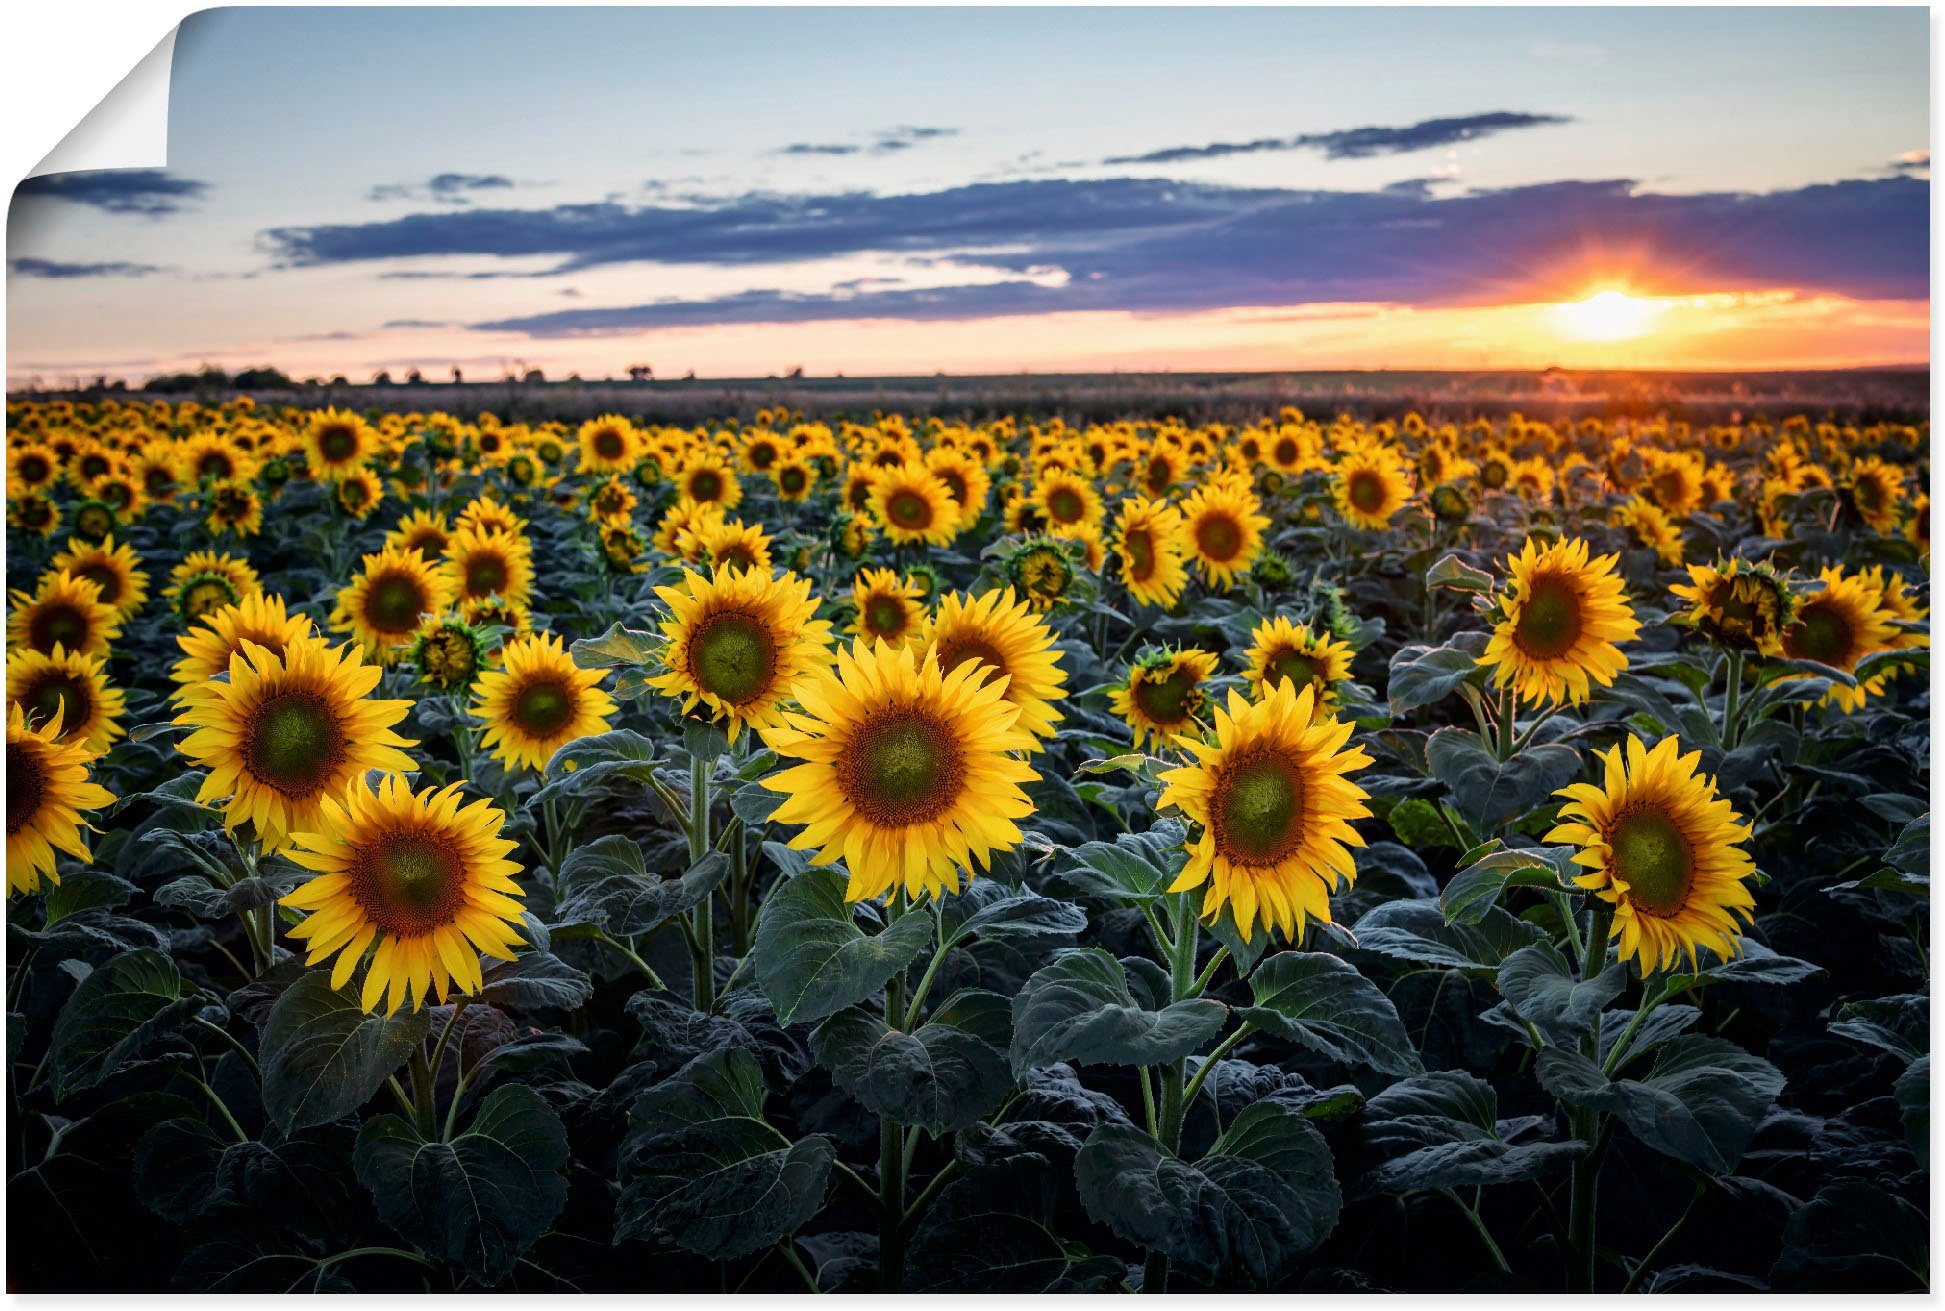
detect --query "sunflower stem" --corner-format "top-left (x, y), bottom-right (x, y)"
top-left (1494, 685), bottom-right (1518, 759)
top-left (192, 1015), bottom-right (261, 1078)
top-left (879, 942), bottom-right (909, 1292)
top-left (190, 1074), bottom-right (250, 1144)
top-left (1440, 1187), bottom-right (1512, 1275)
top-left (1621, 1179), bottom-right (1705, 1293)
top-left (688, 753), bottom-right (716, 1013)
top-left (1721, 649), bottom-right (1746, 750)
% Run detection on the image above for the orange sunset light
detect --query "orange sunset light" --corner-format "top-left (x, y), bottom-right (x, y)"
top-left (1553, 288), bottom-right (1665, 342)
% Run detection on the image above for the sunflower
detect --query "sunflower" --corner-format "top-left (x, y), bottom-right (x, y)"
top-left (676, 450), bottom-right (743, 512)
top-left (334, 470), bottom-right (383, 519)
top-left (332, 547), bottom-right (452, 664)
top-left (850, 568), bottom-right (927, 648)
top-left (1480, 537), bottom-right (1640, 706)
top-left (1612, 496), bottom-right (1685, 567)
top-left (8, 493), bottom-right (60, 538)
top-left (1332, 447), bottom-right (1412, 530)
top-left (302, 409), bottom-right (377, 478)
top-left (588, 477), bottom-right (638, 525)
top-left (1004, 536), bottom-right (1087, 612)
top-left (471, 631), bottom-right (617, 772)
top-left (925, 448), bottom-right (991, 522)
top-left (1156, 680), bottom-right (1372, 943)
top-left (8, 571), bottom-right (121, 660)
top-left (441, 526), bottom-right (535, 608)
top-left (181, 431), bottom-right (252, 485)
top-left (385, 508), bottom-right (452, 559)
top-left (6, 703), bottom-right (116, 896)
top-left (460, 595), bottom-right (532, 637)
top-left (763, 639), bottom-right (1040, 902)
top-left (842, 465), bottom-right (880, 515)
top-left (1243, 615), bottom-right (1356, 710)
top-left (1845, 455), bottom-right (1906, 533)
top-left (917, 587), bottom-right (1068, 749)
top-left (50, 536), bottom-right (149, 620)
top-left (1180, 481), bottom-right (1270, 591)
top-left (8, 643), bottom-right (126, 755)
top-left (9, 442), bottom-right (60, 494)
top-left (1110, 647), bottom-right (1221, 748)
top-left (1547, 734), bottom-right (1755, 973)
top-left (1032, 470), bottom-right (1103, 534)
top-left (172, 592), bottom-right (319, 688)
top-left (410, 615), bottom-right (489, 692)
top-left (167, 550), bottom-right (262, 622)
top-left (869, 465), bottom-right (960, 546)
top-left (646, 568), bottom-right (831, 743)
top-left (1857, 565), bottom-right (1929, 651)
top-left (681, 518), bottom-right (774, 575)
top-left (1668, 559), bottom-right (1795, 656)
top-left (1906, 494), bottom-right (1929, 559)
top-left (577, 414), bottom-right (641, 476)
top-left (283, 775), bottom-right (526, 1014)
top-left (1139, 445), bottom-right (1185, 498)
top-left (772, 457), bottom-right (817, 502)
top-left (456, 494), bottom-right (527, 538)
top-left (1642, 452), bottom-right (1705, 517)
top-left (1780, 568), bottom-right (1899, 711)
top-left (174, 639), bottom-right (417, 851)
top-left (600, 521), bottom-right (649, 574)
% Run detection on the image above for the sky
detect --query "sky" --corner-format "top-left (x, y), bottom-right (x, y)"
top-left (5, 6), bottom-right (1931, 386)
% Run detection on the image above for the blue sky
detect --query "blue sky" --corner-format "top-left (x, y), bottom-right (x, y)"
top-left (7, 6), bottom-right (1930, 382)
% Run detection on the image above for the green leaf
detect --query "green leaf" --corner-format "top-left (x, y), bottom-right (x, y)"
top-left (1660, 940), bottom-right (1824, 993)
top-left (42, 948), bottom-right (200, 1099)
top-left (939, 881), bottom-right (1089, 948)
top-left (907, 1157), bottom-right (1123, 1292)
top-left (1386, 633), bottom-right (1489, 715)
top-left (1050, 821), bottom-right (1186, 903)
top-left (1536, 1035), bottom-right (1784, 1173)
top-left (260, 971), bottom-right (431, 1132)
top-left (532, 728), bottom-right (661, 805)
top-left (1896, 1055), bottom-right (1927, 1161)
top-left (1075, 1101), bottom-right (1341, 1288)
top-left (1237, 952), bottom-right (1422, 1075)
top-left (1426, 726), bottom-right (1580, 833)
top-left (616, 1047), bottom-right (833, 1261)
top-left (1356, 1068), bottom-right (1585, 1197)
top-left (552, 836), bottom-right (728, 937)
top-left (1386, 797), bottom-right (1463, 850)
top-left (1496, 943), bottom-right (1625, 1044)
top-left (1351, 898), bottom-right (1544, 974)
top-left (134, 1117), bottom-right (231, 1222)
top-left (1828, 993), bottom-right (1927, 1061)
top-left (751, 868), bottom-right (934, 1026)
top-left (1010, 948), bottom-right (1227, 1076)
top-left (1424, 553), bottom-right (1494, 594)
top-left (809, 1007), bottom-right (1012, 1134)
top-left (1770, 1180), bottom-right (1928, 1292)
top-left (1440, 847), bottom-right (1575, 924)
top-left (354, 1084), bottom-right (569, 1284)
top-left (568, 623), bottom-right (662, 699)
top-left (480, 951), bottom-right (595, 1011)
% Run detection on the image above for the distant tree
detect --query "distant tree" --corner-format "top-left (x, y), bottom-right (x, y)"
top-left (786, 365), bottom-right (805, 379)
top-left (522, 368), bottom-right (547, 385)
top-left (451, 367), bottom-right (464, 384)
top-left (232, 366), bottom-right (293, 389)
top-left (683, 369), bottom-right (697, 381)
top-left (329, 374), bottom-right (350, 387)
top-left (372, 370), bottom-right (394, 386)
top-left (405, 368), bottom-right (426, 385)
top-left (627, 364), bottom-right (653, 381)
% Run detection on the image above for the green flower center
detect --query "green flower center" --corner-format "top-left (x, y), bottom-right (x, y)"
top-left (1132, 665), bottom-right (1200, 726)
top-left (837, 709), bottom-right (964, 826)
top-left (1195, 513), bottom-right (1243, 562)
top-left (887, 490), bottom-right (933, 530)
top-left (76, 506), bottom-right (115, 540)
top-left (28, 603), bottom-right (89, 655)
top-left (1048, 488), bottom-right (1085, 524)
top-left (1514, 573), bottom-right (1584, 660)
top-left (25, 672), bottom-right (93, 737)
top-left (182, 577), bottom-right (239, 622)
top-left (514, 679), bottom-right (576, 736)
top-left (1213, 748), bottom-right (1307, 866)
top-left (351, 830), bottom-right (467, 936)
top-left (365, 573), bottom-right (426, 634)
top-left (779, 467), bottom-right (807, 494)
top-left (689, 612), bottom-right (776, 704)
top-left (748, 442), bottom-right (777, 470)
top-left (244, 691), bottom-right (345, 796)
top-left (1348, 470), bottom-right (1387, 513)
top-left (1268, 648), bottom-right (1323, 694)
top-left (864, 595), bottom-right (909, 640)
top-left (1609, 806), bottom-right (1692, 916)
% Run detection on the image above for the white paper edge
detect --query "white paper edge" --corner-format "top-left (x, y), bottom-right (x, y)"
top-left (28, 25), bottom-right (178, 179)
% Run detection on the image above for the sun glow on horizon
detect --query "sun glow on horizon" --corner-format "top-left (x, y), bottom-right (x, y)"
top-left (1553, 289), bottom-right (1666, 342)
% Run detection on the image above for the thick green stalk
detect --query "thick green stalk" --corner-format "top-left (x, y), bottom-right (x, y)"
top-left (880, 948), bottom-right (909, 1292)
top-left (688, 753), bottom-right (715, 1013)
top-left (1144, 896), bottom-right (1201, 1294)
top-left (1567, 902), bottom-right (1614, 1291)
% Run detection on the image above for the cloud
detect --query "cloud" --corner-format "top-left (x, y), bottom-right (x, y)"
top-left (1889, 150), bottom-right (1929, 177)
top-left (369, 173), bottom-right (522, 204)
top-left (8, 256), bottom-right (166, 279)
top-left (437, 174), bottom-right (1925, 337)
top-left (1104, 111), bottom-right (1571, 165)
top-left (13, 169), bottom-right (208, 216)
top-left (777, 126), bottom-right (959, 157)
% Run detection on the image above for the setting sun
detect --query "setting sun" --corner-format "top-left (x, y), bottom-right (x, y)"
top-left (1553, 289), bottom-right (1664, 342)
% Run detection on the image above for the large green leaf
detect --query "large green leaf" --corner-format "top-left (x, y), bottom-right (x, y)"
top-left (1010, 949), bottom-right (1226, 1076)
top-left (1350, 898), bottom-right (1544, 974)
top-left (1496, 943), bottom-right (1625, 1044)
top-left (1356, 1069), bottom-right (1585, 1197)
top-left (752, 868), bottom-right (933, 1026)
top-left (260, 971), bottom-right (431, 1131)
top-left (1828, 993), bottom-right (1928, 1061)
top-left (1895, 1055), bottom-right (1928, 1161)
top-left (1386, 633), bottom-right (1489, 716)
top-left (532, 728), bottom-right (662, 805)
top-left (354, 1084), bottom-right (569, 1284)
top-left (1770, 1180), bottom-right (1928, 1292)
top-left (1075, 1101), bottom-right (1341, 1288)
top-left (1049, 821), bottom-right (1186, 903)
top-left (810, 1007), bottom-right (1012, 1134)
top-left (1536, 1035), bottom-right (1784, 1173)
top-left (906, 1156), bottom-right (1123, 1292)
top-left (552, 836), bottom-right (727, 937)
top-left (1426, 727), bottom-right (1581, 833)
top-left (938, 880), bottom-right (1089, 948)
top-left (42, 948), bottom-right (201, 1099)
top-left (616, 1047), bottom-right (833, 1261)
top-left (1237, 952), bottom-right (1421, 1075)
top-left (1440, 846), bottom-right (1575, 925)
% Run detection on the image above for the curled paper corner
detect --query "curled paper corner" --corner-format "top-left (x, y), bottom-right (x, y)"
top-left (28, 25), bottom-right (179, 180)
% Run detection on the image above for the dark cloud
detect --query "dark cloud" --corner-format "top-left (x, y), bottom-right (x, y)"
top-left (370, 173), bottom-right (522, 204)
top-left (13, 169), bottom-right (208, 216)
top-left (439, 175), bottom-right (1925, 337)
top-left (777, 126), bottom-right (958, 157)
top-left (8, 256), bottom-right (166, 279)
top-left (1105, 111), bottom-right (1570, 165)
top-left (1889, 151), bottom-right (1929, 175)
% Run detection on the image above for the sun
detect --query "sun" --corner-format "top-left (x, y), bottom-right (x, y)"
top-left (1554, 289), bottom-right (1663, 342)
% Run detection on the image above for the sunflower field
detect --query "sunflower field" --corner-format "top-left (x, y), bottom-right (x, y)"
top-left (3, 396), bottom-right (1930, 1293)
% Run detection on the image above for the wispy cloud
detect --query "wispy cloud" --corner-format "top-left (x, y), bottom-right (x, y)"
top-left (8, 256), bottom-right (167, 279)
top-left (13, 169), bottom-right (209, 217)
top-left (369, 173), bottom-right (525, 204)
top-left (1888, 150), bottom-right (1929, 178)
top-left (776, 126), bottom-right (959, 157)
top-left (1104, 111), bottom-right (1570, 165)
